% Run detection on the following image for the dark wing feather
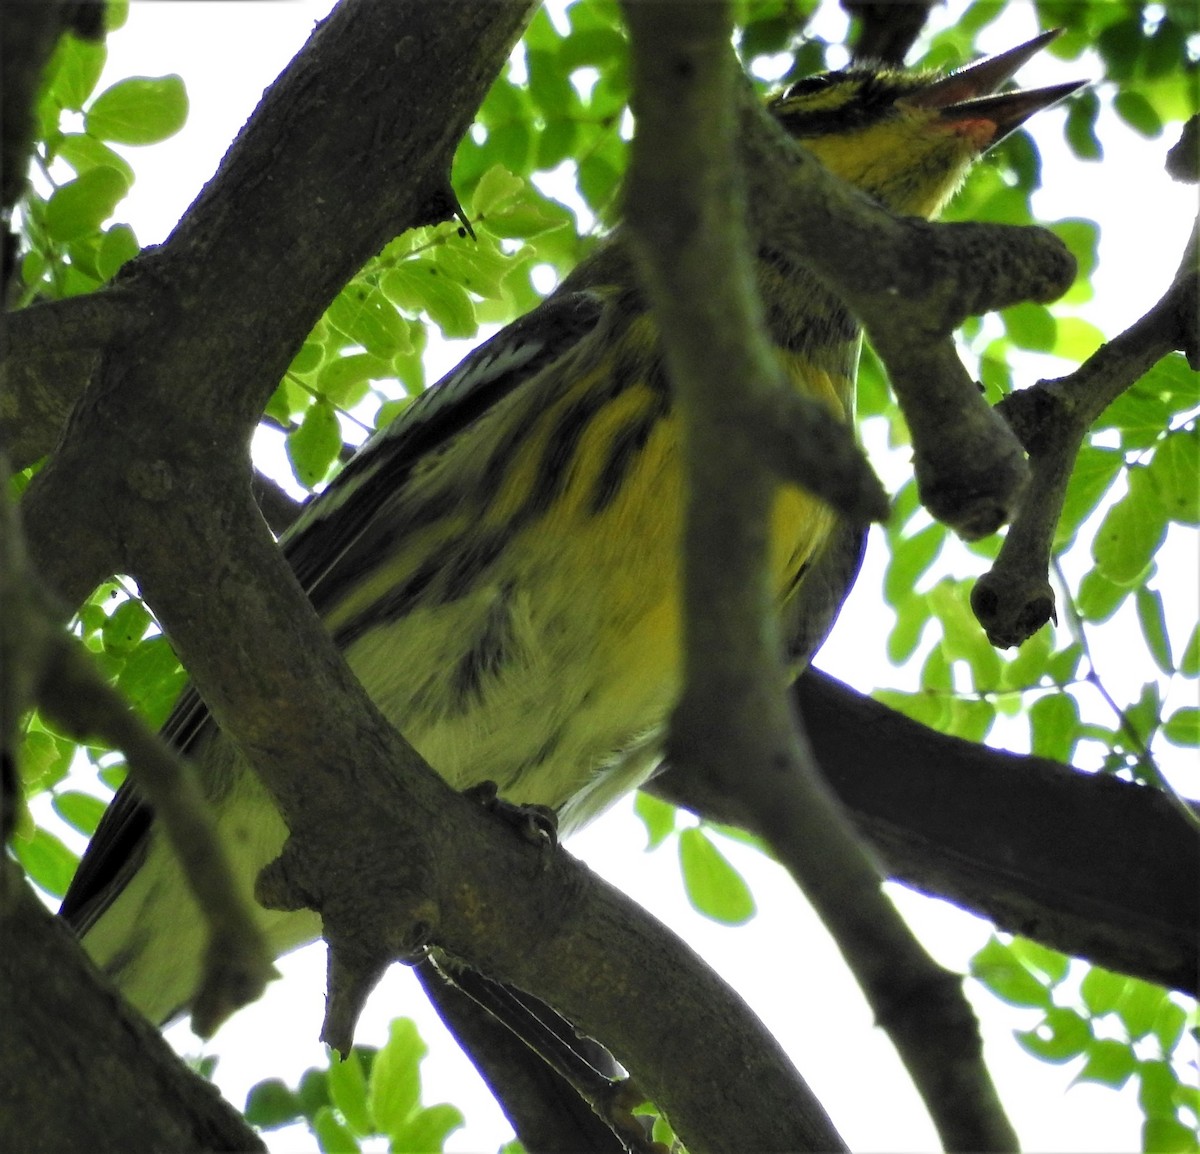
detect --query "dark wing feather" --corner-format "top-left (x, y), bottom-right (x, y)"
top-left (58, 290), bottom-right (605, 933)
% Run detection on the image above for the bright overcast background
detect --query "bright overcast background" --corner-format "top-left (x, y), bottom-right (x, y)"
top-left (61, 2), bottom-right (1198, 1152)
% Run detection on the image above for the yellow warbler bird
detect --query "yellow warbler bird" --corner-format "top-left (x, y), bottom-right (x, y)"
top-left (60, 31), bottom-right (1082, 1026)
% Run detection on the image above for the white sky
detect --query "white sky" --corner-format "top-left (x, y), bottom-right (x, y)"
top-left (54, 2), bottom-right (1199, 1152)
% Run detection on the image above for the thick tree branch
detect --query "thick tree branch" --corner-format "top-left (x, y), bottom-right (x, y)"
top-left (622, 5), bottom-right (1015, 1151)
top-left (650, 667), bottom-right (1200, 998)
top-left (0, 863), bottom-right (263, 1153)
top-left (10, 3), bottom-right (841, 1150)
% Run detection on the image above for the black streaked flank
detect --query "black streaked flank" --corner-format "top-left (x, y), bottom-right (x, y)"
top-left (449, 584), bottom-right (516, 711)
top-left (589, 396), bottom-right (668, 514)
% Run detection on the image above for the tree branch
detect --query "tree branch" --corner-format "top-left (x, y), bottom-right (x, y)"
top-left (649, 667), bottom-right (1200, 998)
top-left (621, 5), bottom-right (1016, 1150)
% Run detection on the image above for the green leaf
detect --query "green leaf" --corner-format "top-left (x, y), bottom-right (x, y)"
top-left (470, 164), bottom-right (525, 218)
top-left (1153, 999), bottom-right (1188, 1053)
top-left (44, 166), bottom-right (129, 243)
top-left (1092, 470), bottom-right (1168, 586)
top-left (13, 827), bottom-right (79, 898)
top-left (316, 354), bottom-right (389, 409)
top-left (1114, 89), bottom-right (1163, 137)
top-left (380, 262), bottom-right (477, 339)
top-left (634, 790), bottom-right (676, 849)
top-left (1076, 567), bottom-right (1129, 622)
top-left (45, 33), bottom-right (108, 113)
top-left (1163, 707), bottom-right (1200, 747)
top-left (102, 597), bottom-right (151, 655)
top-left (1010, 938), bottom-right (1070, 985)
top-left (1015, 1007), bottom-right (1091, 1062)
top-left (1136, 586), bottom-right (1175, 674)
top-left (970, 936), bottom-right (1051, 1008)
top-left (1065, 87), bottom-right (1103, 160)
top-left (1138, 1059), bottom-right (1181, 1118)
top-left (390, 1104), bottom-right (464, 1154)
top-left (678, 828), bottom-right (755, 925)
top-left (19, 729), bottom-right (75, 792)
top-left (1077, 1038), bottom-right (1137, 1087)
top-left (1119, 979), bottom-right (1168, 1040)
top-left (327, 286), bottom-right (412, 358)
top-left (883, 523), bottom-right (945, 606)
top-left (287, 401), bottom-right (342, 489)
top-left (1029, 693), bottom-right (1080, 763)
top-left (244, 1079), bottom-right (303, 1130)
top-left (56, 132), bottom-right (134, 184)
top-left (927, 578), bottom-right (1002, 691)
top-left (1141, 1116), bottom-right (1196, 1153)
top-left (1181, 624), bottom-right (1200, 677)
top-left (1146, 429), bottom-right (1200, 525)
top-left (85, 74), bottom-right (188, 145)
top-left (1002, 302), bottom-right (1056, 351)
top-left (1080, 965), bottom-right (1126, 1015)
top-left (311, 1105), bottom-right (359, 1153)
top-left (886, 592), bottom-right (930, 665)
top-left (367, 1018), bottom-right (424, 1141)
top-left (327, 1051), bottom-right (372, 1137)
top-left (97, 223), bottom-right (139, 282)
top-left (52, 790), bottom-right (108, 837)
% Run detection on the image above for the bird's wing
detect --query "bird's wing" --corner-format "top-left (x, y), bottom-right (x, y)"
top-left (58, 289), bottom-right (606, 934)
top-left (782, 518), bottom-right (868, 674)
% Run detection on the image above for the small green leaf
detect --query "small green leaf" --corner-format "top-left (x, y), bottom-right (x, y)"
top-left (1010, 938), bottom-right (1070, 985)
top-left (1141, 1116), bottom-right (1196, 1153)
top-left (1080, 965), bottom-right (1126, 1015)
top-left (13, 827), bottom-right (79, 898)
top-left (287, 401), bottom-right (342, 489)
top-left (1138, 1059), bottom-right (1181, 1118)
top-left (1076, 567), bottom-right (1128, 623)
top-left (970, 936), bottom-right (1051, 1008)
top-left (1076, 1038), bottom-right (1137, 1087)
top-left (244, 1079), bottom-right (303, 1130)
top-left (85, 75), bottom-right (188, 144)
top-left (1028, 693), bottom-right (1080, 764)
top-left (311, 1105), bottom-right (359, 1153)
top-left (389, 1104), bottom-right (464, 1154)
top-left (1015, 1007), bottom-right (1091, 1062)
top-left (380, 263), bottom-right (477, 338)
top-left (1135, 586), bottom-right (1175, 675)
top-left (1092, 470), bottom-right (1168, 586)
top-left (471, 164), bottom-right (525, 217)
top-left (46, 33), bottom-right (108, 112)
top-left (1180, 624), bottom-right (1200, 677)
top-left (1146, 429), bottom-right (1200, 525)
top-left (97, 224), bottom-right (139, 282)
top-left (327, 1051), bottom-right (372, 1137)
top-left (1119, 979), bottom-right (1168, 1040)
top-left (1153, 999), bottom-right (1188, 1053)
top-left (56, 132), bottom-right (134, 184)
top-left (1113, 90), bottom-right (1163, 137)
top-left (634, 790), bottom-right (676, 849)
top-left (19, 729), bottom-right (75, 792)
top-left (678, 828), bottom-right (755, 925)
top-left (45, 166), bottom-right (129, 242)
top-left (1163, 707), bottom-right (1200, 748)
top-left (368, 1018), bottom-right (424, 1141)
top-left (52, 791), bottom-right (108, 837)
top-left (327, 286), bottom-right (412, 357)
top-left (102, 597), bottom-right (152, 655)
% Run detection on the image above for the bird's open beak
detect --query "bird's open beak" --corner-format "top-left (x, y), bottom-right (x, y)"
top-left (905, 29), bottom-right (1088, 140)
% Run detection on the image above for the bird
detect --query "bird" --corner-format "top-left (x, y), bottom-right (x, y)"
top-left (60, 30), bottom-right (1083, 1028)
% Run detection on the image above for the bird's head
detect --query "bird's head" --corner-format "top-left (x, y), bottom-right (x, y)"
top-left (769, 29), bottom-right (1086, 218)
